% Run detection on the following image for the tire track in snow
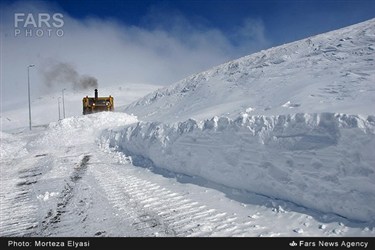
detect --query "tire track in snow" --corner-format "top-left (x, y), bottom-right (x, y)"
top-left (0, 164), bottom-right (41, 236)
top-left (0, 189), bottom-right (38, 236)
top-left (91, 161), bottom-right (257, 237)
top-left (40, 155), bottom-right (90, 236)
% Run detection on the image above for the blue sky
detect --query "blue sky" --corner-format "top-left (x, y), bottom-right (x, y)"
top-left (1, 0), bottom-right (375, 103)
top-left (40, 0), bottom-right (375, 45)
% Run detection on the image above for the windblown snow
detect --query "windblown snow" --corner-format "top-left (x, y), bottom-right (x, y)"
top-left (1, 18), bottom-right (375, 237)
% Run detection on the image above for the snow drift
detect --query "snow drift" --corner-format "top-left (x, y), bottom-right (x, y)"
top-left (101, 113), bottom-right (375, 222)
top-left (34, 112), bottom-right (138, 148)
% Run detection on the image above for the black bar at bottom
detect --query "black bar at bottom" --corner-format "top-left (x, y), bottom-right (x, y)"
top-left (1, 237), bottom-right (374, 250)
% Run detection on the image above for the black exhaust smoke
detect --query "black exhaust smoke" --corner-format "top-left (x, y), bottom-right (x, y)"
top-left (41, 61), bottom-right (98, 90)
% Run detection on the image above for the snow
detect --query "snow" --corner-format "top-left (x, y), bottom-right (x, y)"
top-left (1, 18), bottom-right (375, 237)
top-left (101, 113), bottom-right (375, 222)
top-left (37, 192), bottom-right (59, 202)
top-left (1, 83), bottom-right (160, 132)
top-left (124, 18), bottom-right (375, 123)
top-left (6, 112), bottom-right (372, 237)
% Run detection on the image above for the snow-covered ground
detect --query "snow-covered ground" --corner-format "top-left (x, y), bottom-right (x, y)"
top-left (1, 113), bottom-right (374, 237)
top-left (1, 18), bottom-right (375, 237)
top-left (102, 113), bottom-right (375, 223)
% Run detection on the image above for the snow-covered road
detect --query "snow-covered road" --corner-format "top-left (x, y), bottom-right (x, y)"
top-left (1, 113), bottom-right (374, 237)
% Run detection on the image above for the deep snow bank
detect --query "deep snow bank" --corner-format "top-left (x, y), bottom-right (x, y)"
top-left (34, 112), bottom-right (138, 148)
top-left (101, 113), bottom-right (375, 222)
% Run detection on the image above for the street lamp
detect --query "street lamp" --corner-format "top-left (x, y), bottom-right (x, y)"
top-left (27, 64), bottom-right (35, 130)
top-left (58, 97), bottom-right (61, 120)
top-left (62, 88), bottom-right (66, 119)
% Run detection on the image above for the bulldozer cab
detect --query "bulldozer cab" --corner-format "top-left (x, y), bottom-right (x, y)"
top-left (82, 89), bottom-right (114, 115)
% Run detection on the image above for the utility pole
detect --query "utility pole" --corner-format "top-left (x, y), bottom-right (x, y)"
top-left (58, 97), bottom-right (61, 120)
top-left (62, 88), bottom-right (66, 118)
top-left (27, 64), bottom-right (35, 130)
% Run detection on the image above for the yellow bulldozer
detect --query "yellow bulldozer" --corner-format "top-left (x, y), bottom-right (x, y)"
top-left (82, 89), bottom-right (114, 115)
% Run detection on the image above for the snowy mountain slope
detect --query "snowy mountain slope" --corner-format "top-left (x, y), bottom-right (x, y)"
top-left (101, 19), bottom-right (375, 224)
top-left (124, 18), bottom-right (375, 122)
top-left (2, 19), bottom-right (375, 237)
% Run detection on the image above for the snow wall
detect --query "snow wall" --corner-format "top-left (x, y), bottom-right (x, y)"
top-left (101, 113), bottom-right (375, 222)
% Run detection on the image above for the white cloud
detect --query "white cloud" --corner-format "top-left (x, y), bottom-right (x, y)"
top-left (0, 1), bottom-right (270, 106)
